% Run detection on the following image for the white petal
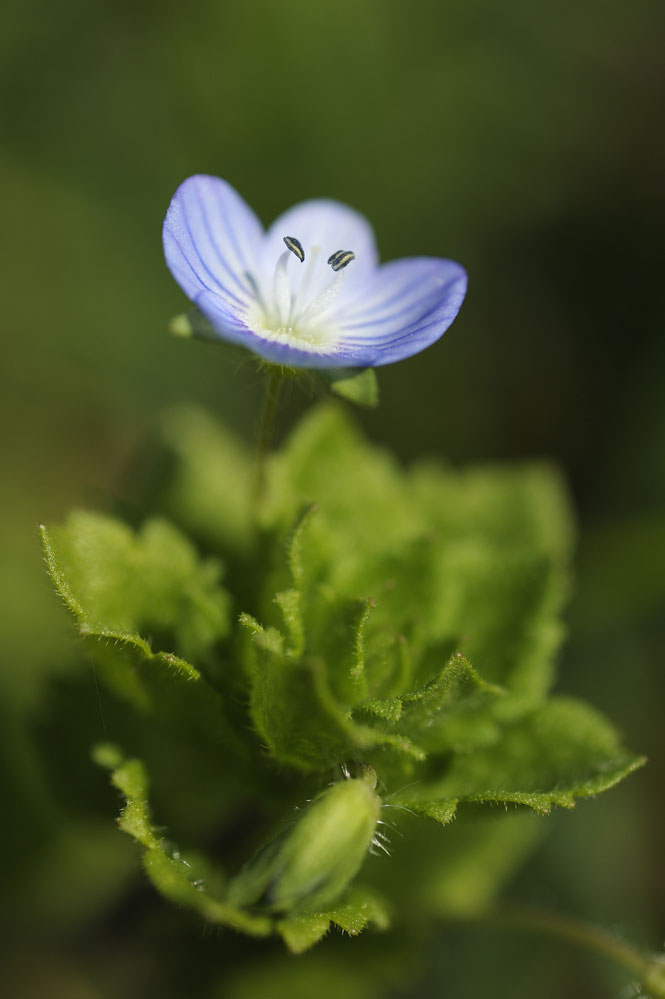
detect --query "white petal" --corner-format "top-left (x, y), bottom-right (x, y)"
top-left (260, 199), bottom-right (378, 307)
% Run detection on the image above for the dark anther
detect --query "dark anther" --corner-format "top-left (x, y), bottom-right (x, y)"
top-left (283, 236), bottom-right (305, 262)
top-left (327, 250), bottom-right (355, 272)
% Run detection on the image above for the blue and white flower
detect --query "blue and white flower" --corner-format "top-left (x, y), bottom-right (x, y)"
top-left (163, 175), bottom-right (467, 368)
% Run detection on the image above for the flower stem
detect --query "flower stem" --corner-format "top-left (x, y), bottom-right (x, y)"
top-left (253, 367), bottom-right (285, 507)
top-left (481, 905), bottom-right (665, 995)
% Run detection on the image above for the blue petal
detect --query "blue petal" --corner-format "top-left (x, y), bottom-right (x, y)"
top-left (162, 175), bottom-right (264, 336)
top-left (332, 257), bottom-right (468, 366)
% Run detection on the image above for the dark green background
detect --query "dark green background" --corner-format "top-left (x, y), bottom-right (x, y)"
top-left (2, 1), bottom-right (664, 996)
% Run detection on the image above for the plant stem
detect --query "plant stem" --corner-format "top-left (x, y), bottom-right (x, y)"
top-left (483, 905), bottom-right (665, 996)
top-left (253, 367), bottom-right (284, 507)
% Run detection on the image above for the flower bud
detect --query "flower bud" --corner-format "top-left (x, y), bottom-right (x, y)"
top-left (228, 773), bottom-right (381, 916)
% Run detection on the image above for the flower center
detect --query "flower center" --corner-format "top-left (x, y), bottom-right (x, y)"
top-left (247, 235), bottom-right (356, 352)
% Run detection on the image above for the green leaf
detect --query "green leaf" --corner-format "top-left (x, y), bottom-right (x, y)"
top-left (411, 459), bottom-right (575, 560)
top-left (156, 406), bottom-right (254, 554)
top-left (276, 886), bottom-right (390, 954)
top-left (395, 697), bottom-right (646, 817)
top-left (305, 591), bottom-right (375, 705)
top-left (327, 885), bottom-right (391, 935)
top-left (261, 405), bottom-right (573, 727)
top-left (142, 850), bottom-right (272, 936)
top-left (113, 758), bottom-right (162, 848)
top-left (272, 504), bottom-right (319, 658)
top-left (276, 911), bottom-right (332, 953)
top-left (403, 800), bottom-right (459, 826)
top-left (96, 747), bottom-right (272, 938)
top-left (241, 613), bottom-right (423, 771)
top-left (264, 405), bottom-right (417, 559)
top-left (236, 405), bottom-right (638, 788)
top-left (383, 651), bottom-right (504, 753)
top-left (40, 512), bottom-right (230, 662)
top-left (40, 515), bottom-right (245, 760)
top-left (242, 500), bottom-right (425, 770)
top-left (439, 548), bottom-right (567, 717)
top-left (321, 367), bottom-right (379, 407)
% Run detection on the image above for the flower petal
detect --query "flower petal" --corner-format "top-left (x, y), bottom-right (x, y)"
top-left (162, 175), bottom-right (264, 318)
top-left (261, 199), bottom-right (378, 304)
top-left (331, 257), bottom-right (468, 366)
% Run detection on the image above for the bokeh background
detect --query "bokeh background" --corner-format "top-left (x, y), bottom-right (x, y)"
top-left (2, 1), bottom-right (664, 996)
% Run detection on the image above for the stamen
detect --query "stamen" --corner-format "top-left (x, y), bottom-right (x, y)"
top-left (273, 250), bottom-right (293, 325)
top-left (298, 271), bottom-right (344, 323)
top-left (251, 237), bottom-right (353, 345)
top-left (287, 245), bottom-right (320, 325)
top-left (283, 235), bottom-right (305, 262)
top-left (327, 249), bottom-right (355, 271)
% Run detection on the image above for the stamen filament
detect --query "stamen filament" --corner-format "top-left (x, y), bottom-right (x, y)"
top-left (273, 250), bottom-right (293, 326)
top-left (287, 245), bottom-right (320, 326)
top-left (299, 270), bottom-right (345, 324)
top-left (252, 238), bottom-right (357, 345)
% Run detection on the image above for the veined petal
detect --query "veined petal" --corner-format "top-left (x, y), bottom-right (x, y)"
top-left (332, 257), bottom-right (468, 366)
top-left (163, 175), bottom-right (264, 311)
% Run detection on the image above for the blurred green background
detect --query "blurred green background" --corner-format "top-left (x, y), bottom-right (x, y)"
top-left (1, 0), bottom-right (664, 996)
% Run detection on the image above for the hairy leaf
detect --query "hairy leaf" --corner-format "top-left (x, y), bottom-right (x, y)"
top-left (394, 697), bottom-right (645, 818)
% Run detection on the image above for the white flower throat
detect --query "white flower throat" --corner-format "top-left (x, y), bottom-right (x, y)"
top-left (247, 235), bottom-right (356, 351)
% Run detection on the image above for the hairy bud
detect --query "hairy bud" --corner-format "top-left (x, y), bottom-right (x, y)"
top-left (228, 772), bottom-right (381, 916)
